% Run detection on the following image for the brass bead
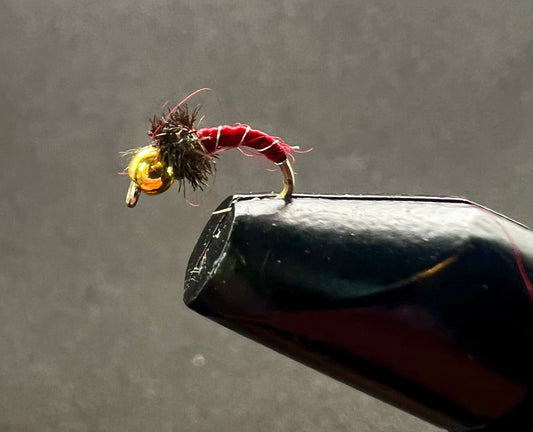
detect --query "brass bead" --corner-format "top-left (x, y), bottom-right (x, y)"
top-left (128, 146), bottom-right (174, 195)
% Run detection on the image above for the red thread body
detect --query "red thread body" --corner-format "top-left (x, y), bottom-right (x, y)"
top-left (195, 125), bottom-right (292, 165)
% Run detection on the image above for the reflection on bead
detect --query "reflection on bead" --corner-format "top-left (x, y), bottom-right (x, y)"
top-left (128, 146), bottom-right (174, 195)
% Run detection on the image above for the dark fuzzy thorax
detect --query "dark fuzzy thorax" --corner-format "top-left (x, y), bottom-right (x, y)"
top-left (149, 105), bottom-right (215, 190)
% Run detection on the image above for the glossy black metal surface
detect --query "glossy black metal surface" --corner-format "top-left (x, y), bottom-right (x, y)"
top-left (184, 194), bottom-right (533, 432)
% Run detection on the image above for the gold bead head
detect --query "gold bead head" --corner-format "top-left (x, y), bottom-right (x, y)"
top-left (126, 146), bottom-right (174, 207)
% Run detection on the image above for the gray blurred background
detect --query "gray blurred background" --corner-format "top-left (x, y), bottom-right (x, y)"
top-left (2, 1), bottom-right (533, 431)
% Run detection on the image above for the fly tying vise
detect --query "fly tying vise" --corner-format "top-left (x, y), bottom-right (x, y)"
top-left (124, 90), bottom-right (300, 208)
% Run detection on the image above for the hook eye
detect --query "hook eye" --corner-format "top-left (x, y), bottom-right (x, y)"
top-left (126, 181), bottom-right (141, 208)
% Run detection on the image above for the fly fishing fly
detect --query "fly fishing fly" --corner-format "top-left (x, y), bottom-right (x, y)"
top-left (124, 89), bottom-right (304, 207)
